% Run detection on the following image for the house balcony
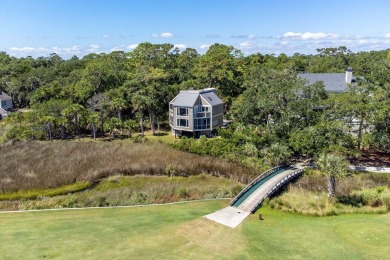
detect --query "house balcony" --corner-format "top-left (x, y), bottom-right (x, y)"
top-left (194, 112), bottom-right (211, 118)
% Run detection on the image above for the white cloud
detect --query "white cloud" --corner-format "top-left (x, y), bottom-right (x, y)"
top-left (152, 32), bottom-right (174, 38)
top-left (102, 34), bottom-right (112, 39)
top-left (127, 44), bottom-right (139, 49)
top-left (282, 32), bottom-right (339, 40)
top-left (173, 44), bottom-right (187, 49)
top-left (9, 46), bottom-right (35, 52)
top-left (239, 41), bottom-right (256, 49)
top-left (87, 44), bottom-right (100, 52)
top-left (384, 33), bottom-right (390, 39)
top-left (199, 44), bottom-right (210, 49)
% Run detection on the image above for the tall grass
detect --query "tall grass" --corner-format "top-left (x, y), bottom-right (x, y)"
top-left (268, 170), bottom-right (390, 215)
top-left (0, 141), bottom-right (257, 193)
top-left (0, 175), bottom-right (243, 210)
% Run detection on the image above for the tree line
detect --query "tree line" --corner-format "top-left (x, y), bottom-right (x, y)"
top-left (0, 43), bottom-right (389, 157)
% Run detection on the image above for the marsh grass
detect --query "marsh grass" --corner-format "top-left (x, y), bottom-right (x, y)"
top-left (0, 141), bottom-right (256, 193)
top-left (268, 170), bottom-right (390, 215)
top-left (0, 175), bottom-right (243, 210)
top-left (0, 182), bottom-right (91, 201)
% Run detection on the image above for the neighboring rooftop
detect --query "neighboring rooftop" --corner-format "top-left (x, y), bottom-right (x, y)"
top-left (0, 90), bottom-right (12, 101)
top-left (298, 68), bottom-right (356, 93)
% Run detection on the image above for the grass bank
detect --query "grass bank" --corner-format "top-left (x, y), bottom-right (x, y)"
top-left (268, 170), bottom-right (390, 215)
top-left (0, 200), bottom-right (389, 259)
top-left (0, 140), bottom-right (257, 193)
top-left (0, 175), bottom-right (243, 211)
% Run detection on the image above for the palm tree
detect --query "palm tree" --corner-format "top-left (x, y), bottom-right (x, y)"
top-left (123, 119), bottom-right (138, 138)
top-left (266, 142), bottom-right (291, 166)
top-left (316, 153), bottom-right (348, 197)
top-left (131, 94), bottom-right (148, 136)
top-left (105, 117), bottom-right (121, 138)
top-left (86, 111), bottom-right (100, 141)
top-left (61, 104), bottom-right (85, 138)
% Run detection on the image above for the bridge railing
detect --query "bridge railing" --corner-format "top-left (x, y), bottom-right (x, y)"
top-left (248, 168), bottom-right (304, 213)
top-left (230, 164), bottom-right (288, 206)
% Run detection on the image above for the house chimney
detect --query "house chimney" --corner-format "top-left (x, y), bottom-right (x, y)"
top-left (345, 67), bottom-right (353, 84)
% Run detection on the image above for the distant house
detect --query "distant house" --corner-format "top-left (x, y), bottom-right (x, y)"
top-left (298, 67), bottom-right (355, 92)
top-left (169, 88), bottom-right (224, 137)
top-left (0, 90), bottom-right (12, 118)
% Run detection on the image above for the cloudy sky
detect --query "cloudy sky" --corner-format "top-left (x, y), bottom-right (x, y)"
top-left (1, 0), bottom-right (390, 58)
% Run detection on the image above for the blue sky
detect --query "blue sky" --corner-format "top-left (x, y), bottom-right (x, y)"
top-left (1, 0), bottom-right (390, 58)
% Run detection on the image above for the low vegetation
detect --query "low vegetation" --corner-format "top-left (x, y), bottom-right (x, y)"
top-left (268, 170), bottom-right (390, 215)
top-left (0, 140), bottom-right (256, 193)
top-left (1, 200), bottom-right (389, 259)
top-left (0, 175), bottom-right (243, 211)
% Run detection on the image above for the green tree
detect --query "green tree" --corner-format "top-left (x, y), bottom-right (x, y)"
top-left (123, 119), bottom-right (138, 138)
top-left (265, 143), bottom-right (291, 166)
top-left (316, 153), bottom-right (348, 197)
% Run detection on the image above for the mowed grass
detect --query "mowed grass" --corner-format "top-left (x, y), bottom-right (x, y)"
top-left (1, 200), bottom-right (389, 259)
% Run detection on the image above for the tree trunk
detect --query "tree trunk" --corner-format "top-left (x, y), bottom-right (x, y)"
top-left (118, 110), bottom-right (123, 135)
top-left (61, 124), bottom-right (65, 139)
top-left (100, 114), bottom-right (104, 133)
top-left (149, 112), bottom-right (155, 134)
top-left (92, 124), bottom-right (96, 141)
top-left (46, 123), bottom-right (52, 142)
top-left (75, 113), bottom-right (79, 138)
top-left (328, 175), bottom-right (336, 197)
top-left (357, 118), bottom-right (364, 150)
top-left (140, 114), bottom-right (144, 136)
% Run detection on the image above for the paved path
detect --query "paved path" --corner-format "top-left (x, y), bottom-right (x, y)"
top-left (349, 165), bottom-right (390, 173)
top-left (204, 206), bottom-right (250, 228)
top-left (204, 164), bottom-right (304, 228)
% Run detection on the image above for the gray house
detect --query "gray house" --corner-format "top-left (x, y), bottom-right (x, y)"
top-left (169, 88), bottom-right (224, 137)
top-left (298, 67), bottom-right (355, 92)
top-left (0, 90), bottom-right (12, 118)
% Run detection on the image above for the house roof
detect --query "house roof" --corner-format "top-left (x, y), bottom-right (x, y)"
top-left (170, 88), bottom-right (223, 107)
top-left (200, 92), bottom-right (223, 106)
top-left (298, 73), bottom-right (355, 92)
top-left (0, 91), bottom-right (11, 101)
top-left (170, 92), bottom-right (199, 107)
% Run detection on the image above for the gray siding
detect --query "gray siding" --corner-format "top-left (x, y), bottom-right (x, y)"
top-left (212, 114), bottom-right (223, 129)
top-left (212, 104), bottom-right (224, 116)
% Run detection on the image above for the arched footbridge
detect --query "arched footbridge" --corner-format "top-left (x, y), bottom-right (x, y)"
top-left (205, 164), bottom-right (304, 228)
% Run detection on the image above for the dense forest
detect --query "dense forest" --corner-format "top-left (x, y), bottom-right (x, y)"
top-left (0, 43), bottom-right (389, 164)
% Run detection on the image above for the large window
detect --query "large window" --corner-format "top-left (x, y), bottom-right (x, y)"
top-left (194, 118), bottom-right (210, 130)
top-left (1, 100), bottom-right (6, 107)
top-left (177, 118), bottom-right (188, 127)
top-left (177, 107), bottom-right (188, 116)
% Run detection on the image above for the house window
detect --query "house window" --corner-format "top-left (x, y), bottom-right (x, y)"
top-left (177, 107), bottom-right (188, 116)
top-left (177, 118), bottom-right (188, 127)
top-left (194, 118), bottom-right (210, 130)
top-left (1, 101), bottom-right (6, 107)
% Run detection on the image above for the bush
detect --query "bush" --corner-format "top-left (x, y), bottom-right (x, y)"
top-left (231, 185), bottom-right (244, 197)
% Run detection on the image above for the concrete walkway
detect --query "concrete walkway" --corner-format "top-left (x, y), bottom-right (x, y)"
top-left (204, 206), bottom-right (250, 228)
top-left (349, 165), bottom-right (390, 173)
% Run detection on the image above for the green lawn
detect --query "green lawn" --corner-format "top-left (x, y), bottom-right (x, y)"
top-left (0, 200), bottom-right (389, 259)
